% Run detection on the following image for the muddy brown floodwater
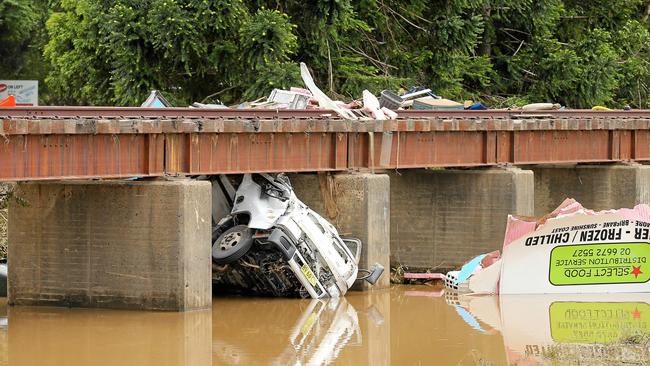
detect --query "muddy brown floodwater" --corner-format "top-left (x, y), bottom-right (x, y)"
top-left (0, 285), bottom-right (649, 365)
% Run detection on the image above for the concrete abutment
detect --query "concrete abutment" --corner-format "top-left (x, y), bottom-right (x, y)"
top-left (532, 164), bottom-right (650, 216)
top-left (388, 167), bottom-right (534, 271)
top-left (8, 180), bottom-right (212, 311)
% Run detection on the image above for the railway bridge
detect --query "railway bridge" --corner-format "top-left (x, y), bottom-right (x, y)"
top-left (2, 107), bottom-right (650, 310)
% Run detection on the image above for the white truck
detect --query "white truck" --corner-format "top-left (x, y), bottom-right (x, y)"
top-left (211, 173), bottom-right (383, 298)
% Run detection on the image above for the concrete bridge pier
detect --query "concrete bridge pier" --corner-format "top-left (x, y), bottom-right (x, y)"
top-left (532, 163), bottom-right (650, 215)
top-left (388, 167), bottom-right (534, 271)
top-left (291, 173), bottom-right (391, 290)
top-left (8, 180), bottom-right (212, 311)
top-left (293, 168), bottom-right (534, 275)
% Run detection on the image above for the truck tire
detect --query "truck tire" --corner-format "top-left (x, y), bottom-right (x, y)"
top-left (212, 225), bottom-right (254, 264)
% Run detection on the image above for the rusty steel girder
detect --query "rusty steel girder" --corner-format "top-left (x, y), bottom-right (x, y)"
top-left (354, 129), bottom-right (650, 171)
top-left (1, 108), bottom-right (650, 181)
top-left (164, 132), bottom-right (348, 175)
top-left (0, 134), bottom-right (164, 181)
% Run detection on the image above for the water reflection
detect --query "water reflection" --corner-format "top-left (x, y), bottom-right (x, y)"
top-left (3, 286), bottom-right (647, 365)
top-left (4, 302), bottom-right (212, 366)
top-left (450, 293), bottom-right (650, 365)
top-left (286, 298), bottom-right (360, 365)
top-left (0, 291), bottom-right (390, 366)
top-left (212, 295), bottom-right (387, 366)
top-left (393, 287), bottom-right (506, 365)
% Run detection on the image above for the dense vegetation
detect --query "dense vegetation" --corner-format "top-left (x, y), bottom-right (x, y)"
top-left (2, 0), bottom-right (650, 108)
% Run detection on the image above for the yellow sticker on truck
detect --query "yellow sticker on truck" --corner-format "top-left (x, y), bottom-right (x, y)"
top-left (550, 243), bottom-right (650, 285)
top-left (301, 264), bottom-right (318, 286)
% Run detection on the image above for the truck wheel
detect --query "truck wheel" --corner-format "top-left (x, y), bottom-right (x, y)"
top-left (212, 225), bottom-right (254, 264)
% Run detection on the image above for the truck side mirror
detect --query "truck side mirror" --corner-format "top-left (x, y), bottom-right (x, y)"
top-left (363, 263), bottom-right (384, 285)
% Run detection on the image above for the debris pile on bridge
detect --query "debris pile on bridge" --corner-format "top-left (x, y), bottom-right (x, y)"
top-left (129, 62), bottom-right (585, 119)
top-left (231, 63), bottom-right (400, 121)
top-left (262, 63), bottom-right (492, 119)
top-left (187, 62), bottom-right (576, 120)
top-left (445, 198), bottom-right (650, 295)
top-left (228, 63), bottom-right (571, 118)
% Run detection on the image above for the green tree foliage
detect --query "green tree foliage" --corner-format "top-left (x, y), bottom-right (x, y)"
top-left (0, 0), bottom-right (36, 77)
top-left (238, 9), bottom-right (302, 101)
top-left (0, 0), bottom-right (49, 83)
top-left (0, 0), bottom-right (36, 73)
top-left (6, 0), bottom-right (649, 107)
top-left (44, 0), bottom-right (300, 105)
top-left (490, 0), bottom-right (650, 108)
